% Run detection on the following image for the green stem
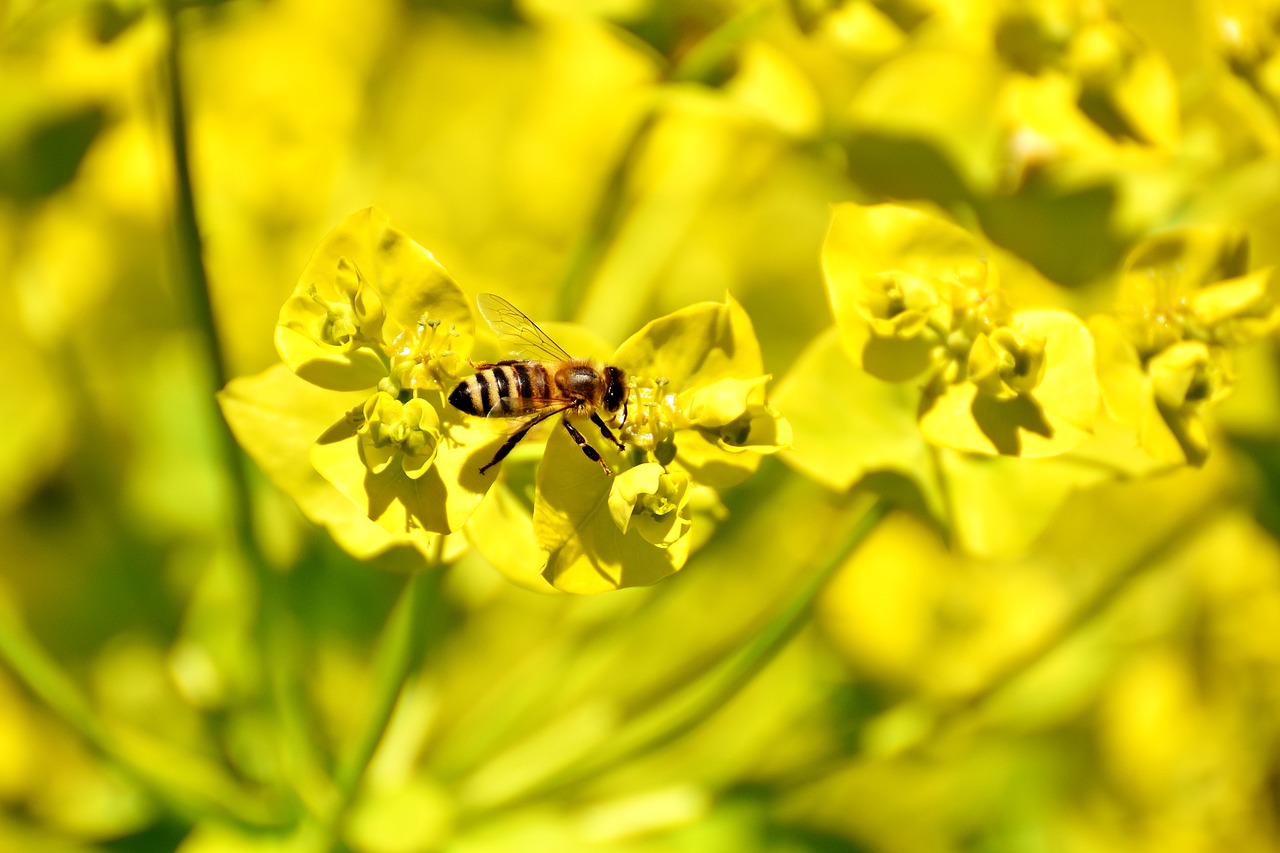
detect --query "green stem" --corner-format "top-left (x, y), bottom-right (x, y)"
top-left (163, 0), bottom-right (321, 822)
top-left (550, 4), bottom-right (771, 324)
top-left (459, 496), bottom-right (888, 821)
top-left (669, 3), bottom-right (771, 85)
top-left (335, 570), bottom-right (434, 796)
top-left (0, 606), bottom-right (282, 828)
top-left (0, 5), bottom-right (306, 831)
top-left (776, 497), bottom-right (1236, 787)
top-left (552, 109), bottom-right (658, 323)
top-left (313, 568), bottom-right (439, 850)
top-left (928, 501), bottom-right (1230, 732)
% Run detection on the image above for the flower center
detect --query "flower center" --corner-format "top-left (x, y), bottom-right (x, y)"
top-left (621, 377), bottom-right (679, 464)
top-left (386, 314), bottom-right (463, 393)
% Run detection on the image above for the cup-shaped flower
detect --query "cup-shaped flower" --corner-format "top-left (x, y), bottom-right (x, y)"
top-left (358, 392), bottom-right (441, 479)
top-left (855, 271), bottom-right (941, 340)
top-left (1148, 341), bottom-right (1232, 412)
top-left (680, 375), bottom-right (793, 459)
top-left (1186, 273), bottom-right (1276, 340)
top-left (278, 256), bottom-right (386, 369)
top-left (275, 209), bottom-right (471, 392)
top-left (1115, 228), bottom-right (1277, 351)
top-left (220, 208), bottom-right (505, 560)
top-left (967, 327), bottom-right (1048, 400)
top-left (607, 463), bottom-right (692, 549)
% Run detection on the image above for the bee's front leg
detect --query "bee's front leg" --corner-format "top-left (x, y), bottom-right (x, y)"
top-left (562, 420), bottom-right (612, 475)
top-left (590, 412), bottom-right (626, 453)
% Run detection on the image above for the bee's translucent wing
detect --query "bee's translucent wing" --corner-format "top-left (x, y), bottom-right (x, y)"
top-left (477, 293), bottom-right (573, 363)
top-left (485, 398), bottom-right (575, 433)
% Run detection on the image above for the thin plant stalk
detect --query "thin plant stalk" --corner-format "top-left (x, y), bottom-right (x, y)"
top-left (0, 603), bottom-right (283, 828)
top-left (163, 0), bottom-right (320, 822)
top-left (311, 566), bottom-right (440, 851)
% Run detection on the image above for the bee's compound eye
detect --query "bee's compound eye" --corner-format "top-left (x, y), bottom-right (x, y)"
top-left (603, 367), bottom-right (626, 412)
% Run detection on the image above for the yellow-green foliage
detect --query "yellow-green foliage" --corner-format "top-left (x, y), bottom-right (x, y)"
top-left (5, 0), bottom-right (1280, 851)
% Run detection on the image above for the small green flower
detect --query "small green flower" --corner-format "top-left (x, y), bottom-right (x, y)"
top-left (967, 327), bottom-right (1047, 400)
top-left (1114, 228), bottom-right (1267, 350)
top-left (275, 256), bottom-right (390, 392)
top-left (614, 296), bottom-right (791, 488)
top-left (855, 271), bottom-right (940, 340)
top-left (607, 463), bottom-right (692, 549)
top-left (1148, 341), bottom-right (1232, 412)
top-left (385, 317), bottom-right (466, 394)
top-left (678, 375), bottom-right (793, 459)
top-left (358, 392), bottom-right (441, 479)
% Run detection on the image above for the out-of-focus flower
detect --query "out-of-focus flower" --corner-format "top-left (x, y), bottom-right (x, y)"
top-left (775, 203), bottom-right (1112, 560)
top-left (822, 203), bottom-right (1098, 458)
top-left (1092, 226), bottom-right (1278, 465)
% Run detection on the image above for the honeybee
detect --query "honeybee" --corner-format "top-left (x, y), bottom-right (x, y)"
top-left (448, 293), bottom-right (628, 475)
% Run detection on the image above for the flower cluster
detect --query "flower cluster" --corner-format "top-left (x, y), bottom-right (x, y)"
top-left (491, 297), bottom-right (791, 594)
top-left (824, 203), bottom-right (1098, 459)
top-left (775, 202), bottom-right (1276, 559)
top-left (1093, 228), bottom-right (1278, 465)
top-left (223, 210), bottom-right (788, 588)
top-left (221, 209), bottom-right (504, 560)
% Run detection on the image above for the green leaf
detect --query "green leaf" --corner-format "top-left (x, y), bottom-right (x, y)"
top-left (343, 777), bottom-right (451, 853)
top-left (613, 295), bottom-right (763, 390)
top-left (1089, 315), bottom-right (1188, 465)
top-left (846, 50), bottom-right (1006, 193)
top-left (1073, 22), bottom-right (1179, 147)
top-left (938, 450), bottom-right (1116, 559)
top-left (0, 100), bottom-right (108, 202)
top-left (464, 476), bottom-right (557, 594)
top-left (681, 376), bottom-right (771, 428)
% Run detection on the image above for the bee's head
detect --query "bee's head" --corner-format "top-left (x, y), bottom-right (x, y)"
top-left (603, 366), bottom-right (627, 415)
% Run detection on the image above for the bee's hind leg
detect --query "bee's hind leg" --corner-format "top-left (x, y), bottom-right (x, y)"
top-left (563, 420), bottom-right (612, 475)
top-left (479, 411), bottom-right (554, 475)
top-left (590, 412), bottom-right (626, 453)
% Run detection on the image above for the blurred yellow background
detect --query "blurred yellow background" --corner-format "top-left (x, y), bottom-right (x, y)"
top-left (4, 0), bottom-right (1280, 850)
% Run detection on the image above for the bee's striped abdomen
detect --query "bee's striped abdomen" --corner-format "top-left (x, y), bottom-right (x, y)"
top-left (448, 362), bottom-right (551, 417)
top-left (513, 362), bottom-right (551, 404)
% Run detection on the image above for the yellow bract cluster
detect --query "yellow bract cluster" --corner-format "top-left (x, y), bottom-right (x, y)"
top-left (506, 297), bottom-right (790, 593)
top-left (224, 209), bottom-right (789, 590)
top-left (222, 208), bottom-right (499, 561)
